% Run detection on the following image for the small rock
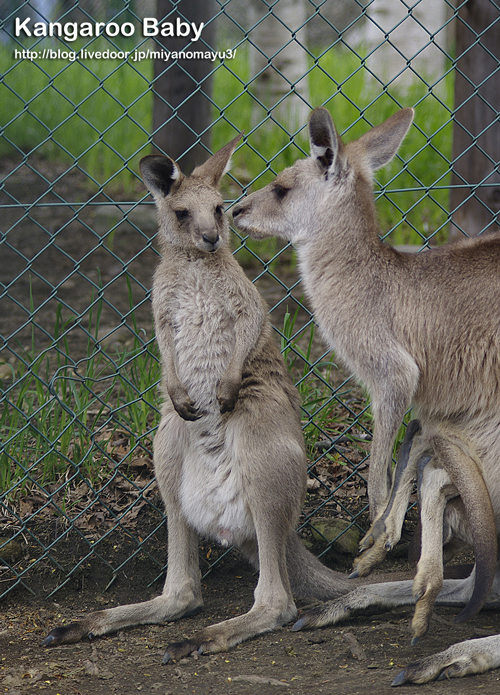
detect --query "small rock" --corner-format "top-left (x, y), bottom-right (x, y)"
top-left (84, 660), bottom-right (99, 676)
top-left (0, 537), bottom-right (23, 564)
top-left (97, 670), bottom-right (114, 680)
top-left (342, 631), bottom-right (367, 660)
top-left (309, 518), bottom-right (361, 555)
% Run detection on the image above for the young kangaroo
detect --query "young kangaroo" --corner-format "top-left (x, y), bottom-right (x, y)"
top-left (349, 419), bottom-right (497, 643)
top-left (232, 107), bottom-right (500, 682)
top-left (42, 135), bottom-right (354, 660)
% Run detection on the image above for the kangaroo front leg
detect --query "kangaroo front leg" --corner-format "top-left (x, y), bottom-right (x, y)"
top-left (354, 421), bottom-right (426, 576)
top-left (43, 510), bottom-right (202, 646)
top-left (216, 303), bottom-right (265, 413)
top-left (158, 314), bottom-right (202, 421)
top-left (363, 352), bottom-right (419, 521)
top-left (163, 518), bottom-right (296, 661)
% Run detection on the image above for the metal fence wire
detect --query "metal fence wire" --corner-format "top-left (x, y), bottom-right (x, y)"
top-left (1, 0), bottom-right (499, 600)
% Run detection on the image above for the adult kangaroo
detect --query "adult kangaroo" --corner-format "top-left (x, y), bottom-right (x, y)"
top-left (43, 134), bottom-right (355, 661)
top-left (232, 107), bottom-right (500, 683)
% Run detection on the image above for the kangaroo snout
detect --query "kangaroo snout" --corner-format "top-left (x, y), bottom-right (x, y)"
top-left (232, 200), bottom-right (276, 240)
top-left (201, 230), bottom-right (220, 251)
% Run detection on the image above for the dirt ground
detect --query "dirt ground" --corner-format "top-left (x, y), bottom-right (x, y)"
top-left (3, 552), bottom-right (500, 695)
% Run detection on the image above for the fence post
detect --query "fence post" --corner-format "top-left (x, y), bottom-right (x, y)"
top-left (152, 0), bottom-right (217, 173)
top-left (449, 0), bottom-right (500, 240)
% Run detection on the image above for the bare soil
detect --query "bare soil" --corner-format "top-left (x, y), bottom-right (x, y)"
top-left (3, 553), bottom-right (500, 695)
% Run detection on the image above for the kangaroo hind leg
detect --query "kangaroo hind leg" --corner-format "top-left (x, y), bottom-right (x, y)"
top-left (163, 510), bottom-right (296, 662)
top-left (44, 416), bottom-right (202, 646)
top-left (162, 425), bottom-right (301, 662)
top-left (43, 510), bottom-right (201, 646)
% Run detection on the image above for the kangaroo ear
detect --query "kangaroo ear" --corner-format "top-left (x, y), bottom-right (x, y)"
top-left (140, 155), bottom-right (183, 198)
top-left (308, 107), bottom-right (343, 176)
top-left (192, 132), bottom-right (243, 187)
top-left (355, 108), bottom-right (414, 171)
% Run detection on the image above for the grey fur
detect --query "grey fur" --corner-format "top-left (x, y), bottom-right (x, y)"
top-left (232, 107), bottom-right (500, 682)
top-left (42, 134), bottom-right (353, 659)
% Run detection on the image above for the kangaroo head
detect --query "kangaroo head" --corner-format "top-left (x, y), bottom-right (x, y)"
top-left (140, 133), bottom-right (242, 254)
top-left (232, 107), bottom-right (414, 245)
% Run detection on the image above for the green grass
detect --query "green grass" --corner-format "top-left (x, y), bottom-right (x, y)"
top-left (0, 41), bottom-right (153, 190)
top-left (280, 306), bottom-right (342, 456)
top-left (1, 42), bottom-right (454, 242)
top-left (0, 296), bottom-right (162, 501)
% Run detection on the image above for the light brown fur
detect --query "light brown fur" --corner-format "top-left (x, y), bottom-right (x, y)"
top-left (42, 135), bottom-right (354, 660)
top-left (233, 107), bottom-right (500, 683)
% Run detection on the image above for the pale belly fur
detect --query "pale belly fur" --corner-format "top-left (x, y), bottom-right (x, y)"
top-left (179, 426), bottom-right (254, 548)
top-left (171, 276), bottom-right (255, 547)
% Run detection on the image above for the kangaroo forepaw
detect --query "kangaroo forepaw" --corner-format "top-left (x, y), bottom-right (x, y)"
top-left (352, 534), bottom-right (391, 578)
top-left (174, 401), bottom-right (203, 421)
top-left (169, 385), bottom-right (203, 421)
top-left (216, 379), bottom-right (240, 414)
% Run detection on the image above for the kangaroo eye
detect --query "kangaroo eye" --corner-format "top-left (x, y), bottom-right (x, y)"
top-left (215, 205), bottom-right (223, 216)
top-left (175, 208), bottom-right (189, 221)
top-left (273, 185), bottom-right (289, 200)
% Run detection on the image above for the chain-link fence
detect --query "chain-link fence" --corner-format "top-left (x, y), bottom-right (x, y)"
top-left (1, 0), bottom-right (499, 601)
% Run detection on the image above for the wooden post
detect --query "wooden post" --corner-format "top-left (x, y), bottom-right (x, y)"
top-left (152, 0), bottom-right (216, 174)
top-left (449, 0), bottom-right (500, 241)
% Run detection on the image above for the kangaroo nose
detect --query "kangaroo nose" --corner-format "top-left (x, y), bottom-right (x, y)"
top-left (202, 232), bottom-right (219, 250)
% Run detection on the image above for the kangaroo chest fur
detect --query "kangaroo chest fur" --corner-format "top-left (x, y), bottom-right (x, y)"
top-left (172, 266), bottom-right (235, 409)
top-left (157, 259), bottom-right (254, 547)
